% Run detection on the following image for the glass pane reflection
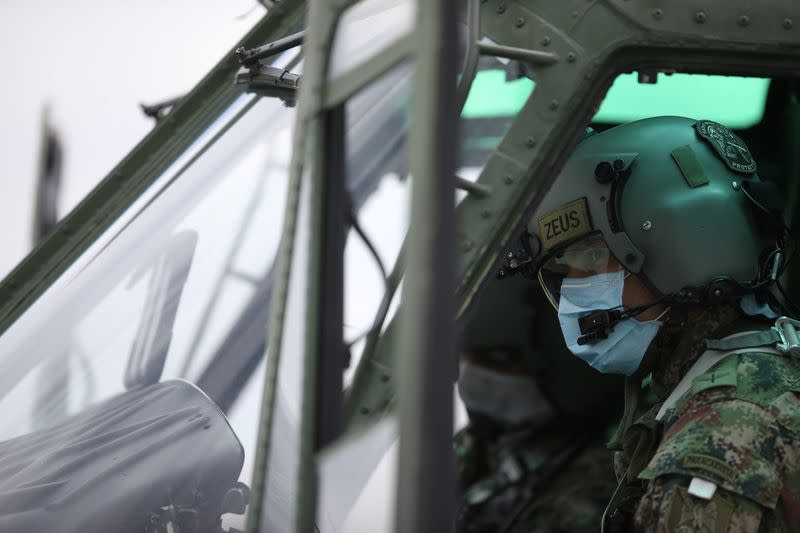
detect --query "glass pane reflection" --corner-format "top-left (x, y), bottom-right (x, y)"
top-left (329, 0), bottom-right (416, 80)
top-left (0, 90), bottom-right (296, 532)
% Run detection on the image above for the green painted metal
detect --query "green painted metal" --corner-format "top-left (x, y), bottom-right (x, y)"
top-left (0, 2), bottom-right (305, 337)
top-left (249, 0), bottom-right (350, 531)
top-left (394, 0), bottom-right (459, 526)
top-left (251, 1), bottom-right (428, 531)
top-left (455, 0), bottom-right (481, 114)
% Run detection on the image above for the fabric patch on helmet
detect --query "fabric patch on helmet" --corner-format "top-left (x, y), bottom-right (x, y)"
top-left (538, 198), bottom-right (593, 252)
top-left (671, 145), bottom-right (710, 188)
top-left (694, 120), bottom-right (757, 174)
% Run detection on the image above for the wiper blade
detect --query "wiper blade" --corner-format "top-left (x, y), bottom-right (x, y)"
top-left (235, 65), bottom-right (301, 106)
top-left (235, 65), bottom-right (301, 91)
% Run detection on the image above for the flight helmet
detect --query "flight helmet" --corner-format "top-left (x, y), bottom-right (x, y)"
top-left (524, 116), bottom-right (781, 313)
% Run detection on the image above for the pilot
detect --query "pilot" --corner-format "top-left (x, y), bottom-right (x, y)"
top-left (454, 275), bottom-right (622, 533)
top-left (520, 116), bottom-right (800, 531)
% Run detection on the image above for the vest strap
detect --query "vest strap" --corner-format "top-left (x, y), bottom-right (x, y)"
top-left (705, 329), bottom-right (781, 351)
top-left (656, 343), bottom-right (782, 422)
top-left (705, 316), bottom-right (800, 356)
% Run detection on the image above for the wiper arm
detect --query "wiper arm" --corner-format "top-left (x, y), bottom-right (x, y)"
top-left (235, 30), bottom-right (305, 66)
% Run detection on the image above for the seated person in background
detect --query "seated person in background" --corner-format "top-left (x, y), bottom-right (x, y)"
top-left (455, 276), bottom-right (624, 533)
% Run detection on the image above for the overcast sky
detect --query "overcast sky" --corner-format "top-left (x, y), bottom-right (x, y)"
top-left (0, 0), bottom-right (264, 277)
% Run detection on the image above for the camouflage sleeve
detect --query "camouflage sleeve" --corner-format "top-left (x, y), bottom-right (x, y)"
top-left (633, 389), bottom-right (794, 532)
top-left (638, 396), bottom-right (785, 510)
top-left (634, 475), bottom-right (764, 532)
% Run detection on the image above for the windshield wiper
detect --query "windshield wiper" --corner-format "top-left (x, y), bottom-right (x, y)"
top-left (235, 65), bottom-right (301, 94)
top-left (234, 32), bottom-right (303, 105)
top-left (235, 30), bottom-right (305, 66)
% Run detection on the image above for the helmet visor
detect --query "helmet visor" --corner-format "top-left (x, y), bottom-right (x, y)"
top-left (538, 233), bottom-right (626, 310)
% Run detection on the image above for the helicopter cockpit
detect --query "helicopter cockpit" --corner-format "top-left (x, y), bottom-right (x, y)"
top-left (0, 1), bottom-right (799, 532)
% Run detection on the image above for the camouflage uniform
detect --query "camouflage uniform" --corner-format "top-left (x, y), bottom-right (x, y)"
top-left (612, 306), bottom-right (800, 532)
top-left (455, 423), bottom-right (616, 533)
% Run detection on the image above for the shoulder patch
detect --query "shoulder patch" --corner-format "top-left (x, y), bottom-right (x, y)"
top-left (694, 120), bottom-right (756, 174)
top-left (664, 486), bottom-right (733, 533)
top-left (683, 454), bottom-right (737, 484)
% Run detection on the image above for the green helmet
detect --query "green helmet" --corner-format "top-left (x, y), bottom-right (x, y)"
top-left (526, 116), bottom-right (777, 308)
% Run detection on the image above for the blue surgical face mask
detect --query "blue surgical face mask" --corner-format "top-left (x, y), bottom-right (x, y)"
top-left (557, 271), bottom-right (665, 376)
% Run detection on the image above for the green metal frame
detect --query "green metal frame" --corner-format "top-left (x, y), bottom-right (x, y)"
top-left (248, 0), bottom-right (341, 530)
top-left (394, 0), bottom-right (459, 529)
top-left (250, 0), bottom-right (430, 531)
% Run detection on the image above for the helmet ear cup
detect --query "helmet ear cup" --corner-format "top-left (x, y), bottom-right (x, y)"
top-left (705, 278), bottom-right (743, 306)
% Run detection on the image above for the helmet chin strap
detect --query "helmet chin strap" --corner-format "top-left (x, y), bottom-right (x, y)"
top-left (576, 276), bottom-right (763, 346)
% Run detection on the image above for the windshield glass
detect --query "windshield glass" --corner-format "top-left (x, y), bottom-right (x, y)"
top-left (328, 0), bottom-right (416, 80)
top-left (461, 71), bottom-right (770, 139)
top-left (0, 75), bottom-right (296, 531)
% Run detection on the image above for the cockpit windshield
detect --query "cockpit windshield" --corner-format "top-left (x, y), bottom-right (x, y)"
top-left (0, 65), bottom-right (298, 530)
